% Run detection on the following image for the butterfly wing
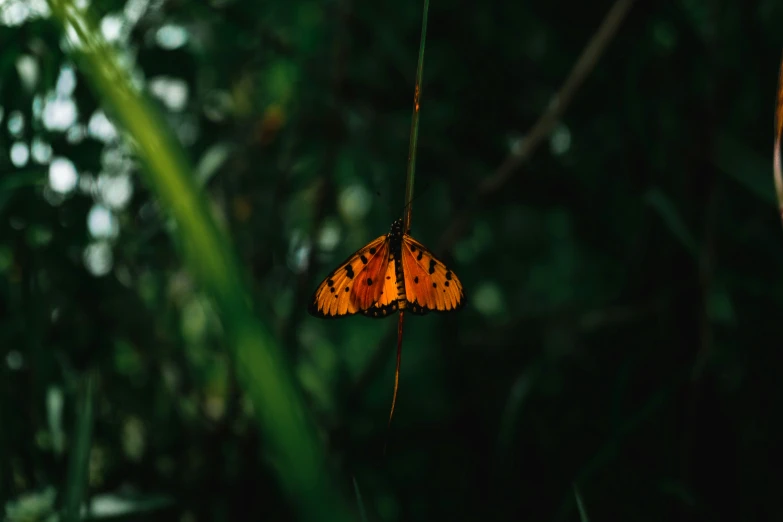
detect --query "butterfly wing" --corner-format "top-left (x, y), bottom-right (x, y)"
top-left (361, 258), bottom-right (401, 318)
top-left (308, 235), bottom-right (390, 318)
top-left (400, 234), bottom-right (465, 314)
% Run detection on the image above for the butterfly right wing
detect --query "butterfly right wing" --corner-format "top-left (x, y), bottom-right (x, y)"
top-left (308, 234), bottom-right (390, 318)
top-left (400, 234), bottom-right (465, 314)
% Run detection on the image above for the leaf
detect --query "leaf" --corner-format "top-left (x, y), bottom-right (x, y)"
top-left (573, 483), bottom-right (591, 522)
top-left (352, 477), bottom-right (369, 522)
top-left (0, 169), bottom-right (47, 213)
top-left (84, 493), bottom-right (174, 519)
top-left (195, 142), bottom-right (234, 187)
top-left (644, 188), bottom-right (697, 258)
top-left (63, 373), bottom-right (95, 522)
top-left (712, 132), bottom-right (775, 206)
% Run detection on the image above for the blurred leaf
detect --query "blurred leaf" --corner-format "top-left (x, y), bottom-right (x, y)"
top-left (4, 487), bottom-right (58, 522)
top-left (706, 283), bottom-right (735, 325)
top-left (46, 386), bottom-right (66, 457)
top-left (644, 187), bottom-right (697, 257)
top-left (573, 484), bottom-right (590, 522)
top-left (63, 373), bottom-right (95, 522)
top-left (0, 170), bottom-right (46, 212)
top-left (712, 132), bottom-right (776, 206)
top-left (195, 142), bottom-right (234, 187)
top-left (352, 477), bottom-right (369, 522)
top-left (83, 493), bottom-right (173, 519)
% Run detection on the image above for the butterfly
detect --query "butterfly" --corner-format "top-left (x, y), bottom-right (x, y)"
top-left (308, 219), bottom-right (465, 318)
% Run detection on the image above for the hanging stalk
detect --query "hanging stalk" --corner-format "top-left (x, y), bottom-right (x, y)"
top-left (388, 0), bottom-right (431, 439)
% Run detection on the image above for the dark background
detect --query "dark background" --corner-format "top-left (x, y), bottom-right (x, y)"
top-left (2, 0), bottom-right (783, 520)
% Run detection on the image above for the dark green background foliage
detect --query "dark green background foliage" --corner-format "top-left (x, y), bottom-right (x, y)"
top-left (2, 0), bottom-right (782, 520)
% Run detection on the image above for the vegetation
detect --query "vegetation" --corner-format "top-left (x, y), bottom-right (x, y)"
top-left (1, 0), bottom-right (781, 520)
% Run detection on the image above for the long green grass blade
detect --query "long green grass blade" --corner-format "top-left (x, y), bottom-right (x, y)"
top-left (63, 372), bottom-right (95, 522)
top-left (45, 2), bottom-right (353, 521)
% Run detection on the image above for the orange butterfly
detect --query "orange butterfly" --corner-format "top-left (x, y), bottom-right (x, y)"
top-left (308, 219), bottom-right (465, 318)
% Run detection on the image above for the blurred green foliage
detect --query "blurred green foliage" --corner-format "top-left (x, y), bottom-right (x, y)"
top-left (2, 0), bottom-right (783, 521)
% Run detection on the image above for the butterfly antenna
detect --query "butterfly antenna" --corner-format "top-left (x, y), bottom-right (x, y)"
top-left (383, 311), bottom-right (405, 455)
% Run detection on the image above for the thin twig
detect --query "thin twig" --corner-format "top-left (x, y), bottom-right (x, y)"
top-left (438, 0), bottom-right (637, 252)
top-left (341, 0), bottom-right (638, 428)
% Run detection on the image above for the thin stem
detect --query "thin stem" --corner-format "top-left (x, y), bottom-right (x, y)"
top-left (403, 0), bottom-right (430, 232)
top-left (384, 310), bottom-right (405, 455)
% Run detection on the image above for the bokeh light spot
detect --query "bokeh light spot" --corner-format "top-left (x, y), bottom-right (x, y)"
top-left (549, 124), bottom-right (571, 156)
top-left (97, 173), bottom-right (133, 209)
top-left (8, 110), bottom-right (24, 136)
top-left (55, 64), bottom-right (77, 96)
top-left (156, 24), bottom-right (188, 49)
top-left (87, 204), bottom-right (120, 239)
top-left (31, 137), bottom-right (53, 164)
top-left (42, 94), bottom-right (78, 131)
top-left (100, 14), bottom-right (125, 43)
top-left (83, 241), bottom-right (114, 277)
top-left (338, 184), bottom-right (371, 221)
top-left (88, 111), bottom-right (118, 142)
top-left (10, 142), bottom-right (30, 167)
top-left (16, 55), bottom-right (39, 91)
top-left (6, 350), bottom-right (23, 370)
top-left (48, 157), bottom-right (78, 194)
top-left (474, 282), bottom-right (504, 316)
top-left (149, 77), bottom-right (189, 111)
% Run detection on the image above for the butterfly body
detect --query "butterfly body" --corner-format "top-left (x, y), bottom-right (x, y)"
top-left (308, 219), bottom-right (464, 318)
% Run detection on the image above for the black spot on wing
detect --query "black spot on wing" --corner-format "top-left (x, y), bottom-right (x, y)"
top-left (361, 301), bottom-right (399, 318)
top-left (417, 250), bottom-right (423, 261)
top-left (428, 259), bottom-right (436, 274)
top-left (360, 254), bottom-right (368, 264)
top-left (445, 271), bottom-right (452, 280)
top-left (414, 276), bottom-right (419, 284)
top-left (405, 292), bottom-right (466, 315)
top-left (345, 265), bottom-right (354, 279)
top-left (369, 247), bottom-right (376, 254)
top-left (366, 278), bottom-right (373, 286)
top-left (407, 300), bottom-right (429, 316)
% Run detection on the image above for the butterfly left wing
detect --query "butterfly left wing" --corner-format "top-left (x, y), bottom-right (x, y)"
top-left (361, 257), bottom-right (401, 318)
top-left (308, 235), bottom-right (390, 318)
top-left (400, 234), bottom-right (465, 314)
